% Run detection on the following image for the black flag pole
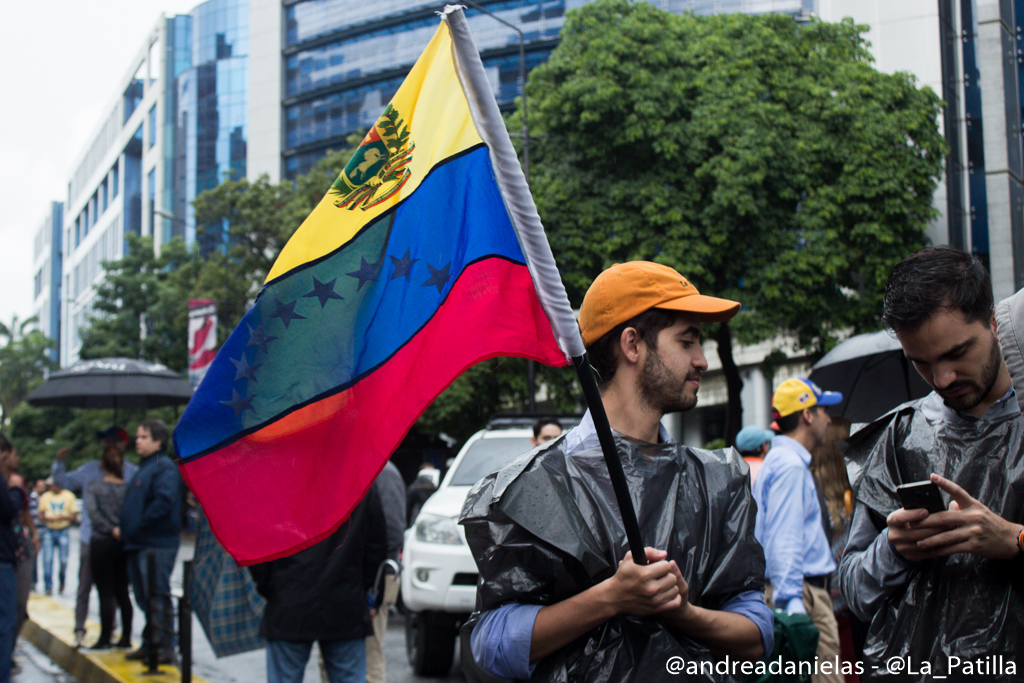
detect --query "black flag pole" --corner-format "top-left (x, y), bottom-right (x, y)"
top-left (572, 354), bottom-right (648, 566)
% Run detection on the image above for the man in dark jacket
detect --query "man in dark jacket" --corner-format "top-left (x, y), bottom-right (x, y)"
top-left (120, 419), bottom-right (181, 663)
top-left (250, 488), bottom-right (387, 683)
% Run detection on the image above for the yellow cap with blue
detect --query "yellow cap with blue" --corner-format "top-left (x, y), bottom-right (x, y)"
top-left (771, 377), bottom-right (843, 419)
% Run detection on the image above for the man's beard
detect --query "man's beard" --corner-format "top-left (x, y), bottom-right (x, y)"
top-left (638, 346), bottom-right (699, 415)
top-left (939, 333), bottom-right (1002, 412)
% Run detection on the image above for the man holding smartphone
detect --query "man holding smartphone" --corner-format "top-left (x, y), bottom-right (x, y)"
top-left (839, 246), bottom-right (1024, 680)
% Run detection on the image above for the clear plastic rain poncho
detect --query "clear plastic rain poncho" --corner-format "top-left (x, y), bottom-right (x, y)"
top-left (842, 393), bottom-right (1024, 682)
top-left (460, 434), bottom-right (766, 682)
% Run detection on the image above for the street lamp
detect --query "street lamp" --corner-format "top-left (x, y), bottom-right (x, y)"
top-left (459, 0), bottom-right (530, 182)
top-left (458, 0), bottom-right (537, 413)
top-left (154, 209), bottom-right (187, 225)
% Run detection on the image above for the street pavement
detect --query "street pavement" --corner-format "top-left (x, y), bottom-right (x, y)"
top-left (26, 527), bottom-right (467, 682)
top-left (12, 639), bottom-right (79, 683)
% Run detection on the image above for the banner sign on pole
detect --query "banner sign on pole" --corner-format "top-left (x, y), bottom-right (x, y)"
top-left (188, 299), bottom-right (218, 388)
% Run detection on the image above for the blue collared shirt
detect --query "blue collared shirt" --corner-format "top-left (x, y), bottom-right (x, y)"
top-left (752, 435), bottom-right (836, 613)
top-left (471, 410), bottom-right (774, 679)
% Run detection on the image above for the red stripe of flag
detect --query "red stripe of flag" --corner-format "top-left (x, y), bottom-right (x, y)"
top-left (180, 258), bottom-right (566, 565)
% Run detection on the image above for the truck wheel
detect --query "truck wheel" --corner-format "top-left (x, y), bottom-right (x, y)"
top-left (406, 611), bottom-right (456, 676)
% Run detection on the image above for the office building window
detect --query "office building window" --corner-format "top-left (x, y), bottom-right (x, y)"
top-left (111, 164), bottom-right (119, 198)
top-left (148, 168), bottom-right (156, 233)
top-left (102, 180), bottom-right (108, 211)
top-left (149, 105), bottom-right (158, 147)
top-left (124, 62), bottom-right (145, 123)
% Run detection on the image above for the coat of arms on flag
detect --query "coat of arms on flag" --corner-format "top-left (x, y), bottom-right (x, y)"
top-left (331, 105), bottom-right (415, 210)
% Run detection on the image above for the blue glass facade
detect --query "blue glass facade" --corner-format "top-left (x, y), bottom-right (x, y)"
top-left (169, 0), bottom-right (248, 251)
top-left (282, 0), bottom-right (566, 176)
top-left (280, 0), bottom-right (812, 178)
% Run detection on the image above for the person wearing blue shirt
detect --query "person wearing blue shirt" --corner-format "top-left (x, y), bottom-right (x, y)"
top-left (753, 377), bottom-right (843, 683)
top-left (465, 262), bottom-right (773, 681)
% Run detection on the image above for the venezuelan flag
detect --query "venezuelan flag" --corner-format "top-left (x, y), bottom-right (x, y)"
top-left (173, 7), bottom-right (584, 566)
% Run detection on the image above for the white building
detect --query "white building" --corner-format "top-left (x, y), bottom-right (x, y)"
top-left (30, 202), bottom-right (63, 363)
top-left (59, 0), bottom-right (248, 366)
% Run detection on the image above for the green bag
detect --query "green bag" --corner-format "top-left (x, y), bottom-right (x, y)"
top-left (743, 609), bottom-right (820, 683)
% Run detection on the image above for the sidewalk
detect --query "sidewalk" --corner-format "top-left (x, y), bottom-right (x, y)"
top-left (25, 528), bottom-right (313, 683)
top-left (21, 593), bottom-right (208, 683)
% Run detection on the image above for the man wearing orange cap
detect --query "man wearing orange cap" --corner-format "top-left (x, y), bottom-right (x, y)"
top-left (462, 262), bottom-right (772, 681)
top-left (753, 377), bottom-right (844, 683)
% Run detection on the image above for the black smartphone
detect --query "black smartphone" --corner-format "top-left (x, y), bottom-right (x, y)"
top-left (896, 480), bottom-right (946, 514)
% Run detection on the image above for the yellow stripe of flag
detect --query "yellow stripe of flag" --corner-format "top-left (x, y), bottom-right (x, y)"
top-left (267, 22), bottom-right (484, 283)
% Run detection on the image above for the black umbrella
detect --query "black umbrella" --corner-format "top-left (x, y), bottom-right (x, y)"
top-left (26, 357), bottom-right (193, 410)
top-left (809, 331), bottom-right (932, 423)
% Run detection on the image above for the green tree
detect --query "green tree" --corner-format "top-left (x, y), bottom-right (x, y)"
top-left (0, 314), bottom-right (57, 425)
top-left (79, 234), bottom-right (194, 369)
top-left (522, 2), bottom-right (945, 443)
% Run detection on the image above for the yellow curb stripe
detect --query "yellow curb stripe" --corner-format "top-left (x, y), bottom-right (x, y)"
top-left (22, 594), bottom-right (212, 683)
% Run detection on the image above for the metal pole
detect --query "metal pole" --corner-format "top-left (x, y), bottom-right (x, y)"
top-left (180, 561), bottom-right (193, 683)
top-left (459, 0), bottom-right (537, 411)
top-left (146, 549), bottom-right (159, 673)
top-left (572, 355), bottom-right (647, 565)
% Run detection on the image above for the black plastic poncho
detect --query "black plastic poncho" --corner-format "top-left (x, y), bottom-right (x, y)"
top-left (460, 433), bottom-right (766, 683)
top-left (843, 393), bottom-right (1024, 682)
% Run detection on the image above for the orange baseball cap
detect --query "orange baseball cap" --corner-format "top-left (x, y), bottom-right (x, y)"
top-left (578, 261), bottom-right (740, 347)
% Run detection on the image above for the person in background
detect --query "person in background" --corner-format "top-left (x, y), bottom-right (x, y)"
top-left (753, 377), bottom-right (844, 683)
top-left (121, 419), bottom-right (180, 664)
top-left (38, 477), bottom-right (77, 596)
top-left (530, 418), bottom-right (562, 447)
top-left (251, 488), bottom-right (387, 683)
top-left (29, 480), bottom-right (44, 590)
top-left (2, 435), bottom-right (39, 679)
top-left (406, 463), bottom-right (439, 527)
top-left (809, 418), bottom-right (865, 678)
top-left (85, 446), bottom-right (133, 650)
top-left (1, 434), bottom-right (22, 683)
top-left (735, 425), bottom-right (774, 484)
top-left (52, 428), bottom-right (136, 647)
top-left (4, 444), bottom-right (38, 672)
top-left (365, 460), bottom-right (406, 683)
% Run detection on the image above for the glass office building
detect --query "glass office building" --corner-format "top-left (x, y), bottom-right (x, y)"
top-left (172, 0), bottom-right (249, 252)
top-left (276, 0), bottom-right (811, 178)
top-left (58, 0), bottom-right (247, 365)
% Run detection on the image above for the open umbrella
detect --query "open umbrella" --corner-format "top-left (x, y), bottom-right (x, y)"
top-left (190, 512), bottom-right (266, 657)
top-left (809, 330), bottom-right (932, 423)
top-left (26, 357), bottom-right (193, 410)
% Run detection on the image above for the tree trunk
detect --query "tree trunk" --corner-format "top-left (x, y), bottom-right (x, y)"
top-left (715, 322), bottom-right (744, 447)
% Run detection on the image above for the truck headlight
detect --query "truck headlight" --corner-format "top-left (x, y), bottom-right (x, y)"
top-left (414, 514), bottom-right (463, 545)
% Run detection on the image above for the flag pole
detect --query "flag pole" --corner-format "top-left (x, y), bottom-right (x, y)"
top-left (572, 354), bottom-right (648, 566)
top-left (445, 6), bottom-right (647, 566)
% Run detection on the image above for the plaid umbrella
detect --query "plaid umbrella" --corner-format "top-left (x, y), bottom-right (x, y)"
top-left (190, 511), bottom-right (266, 657)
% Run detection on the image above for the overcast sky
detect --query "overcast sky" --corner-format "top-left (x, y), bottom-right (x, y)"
top-left (0, 0), bottom-right (203, 333)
